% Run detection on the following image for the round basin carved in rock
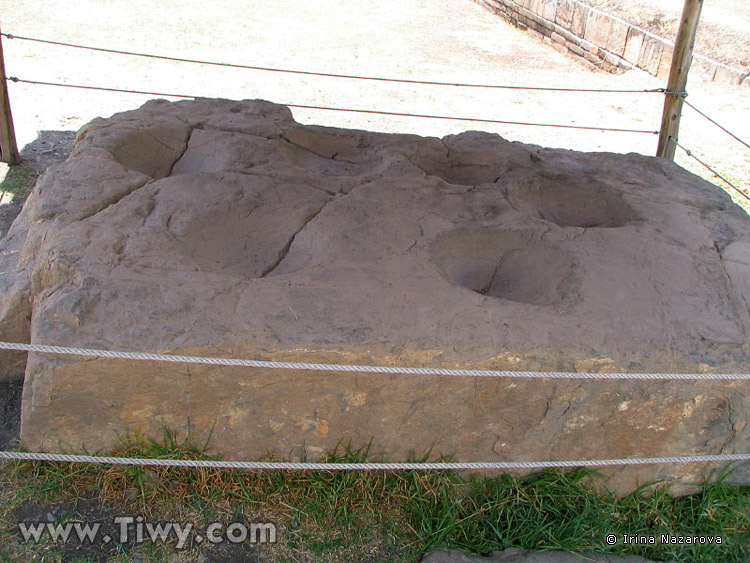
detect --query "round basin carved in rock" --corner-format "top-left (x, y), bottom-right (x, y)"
top-left (432, 228), bottom-right (580, 306)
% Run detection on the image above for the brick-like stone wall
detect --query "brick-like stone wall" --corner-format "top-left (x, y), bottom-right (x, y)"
top-left (475, 0), bottom-right (748, 87)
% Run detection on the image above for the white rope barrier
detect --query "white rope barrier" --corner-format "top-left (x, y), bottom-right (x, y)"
top-left (1, 341), bottom-right (747, 470)
top-left (0, 341), bottom-right (748, 380)
top-left (1, 451), bottom-right (748, 470)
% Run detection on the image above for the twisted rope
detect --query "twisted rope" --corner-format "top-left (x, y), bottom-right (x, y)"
top-left (0, 342), bottom-right (747, 380)
top-left (1, 451), bottom-right (748, 470)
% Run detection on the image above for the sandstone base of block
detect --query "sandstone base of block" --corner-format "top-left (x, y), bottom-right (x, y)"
top-left (21, 348), bottom-right (749, 495)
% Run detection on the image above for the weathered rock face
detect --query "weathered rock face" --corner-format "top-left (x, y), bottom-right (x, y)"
top-left (1, 98), bottom-right (749, 493)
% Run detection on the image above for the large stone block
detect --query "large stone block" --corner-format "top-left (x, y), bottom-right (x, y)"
top-left (566, 41), bottom-right (585, 57)
top-left (584, 10), bottom-right (613, 47)
top-left (638, 35), bottom-right (665, 76)
top-left (605, 18), bottom-right (629, 57)
top-left (555, 0), bottom-right (575, 27)
top-left (540, 0), bottom-right (557, 22)
top-left (527, 0), bottom-right (544, 15)
top-left (571, 3), bottom-right (588, 36)
top-left (2, 99), bottom-right (749, 493)
top-left (713, 65), bottom-right (743, 86)
top-left (657, 43), bottom-right (674, 80)
top-left (528, 27), bottom-right (546, 42)
top-left (691, 56), bottom-right (719, 81)
top-left (623, 27), bottom-right (645, 65)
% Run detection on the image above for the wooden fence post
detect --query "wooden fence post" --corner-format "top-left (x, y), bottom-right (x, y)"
top-left (656, 0), bottom-right (703, 159)
top-left (0, 27), bottom-right (19, 165)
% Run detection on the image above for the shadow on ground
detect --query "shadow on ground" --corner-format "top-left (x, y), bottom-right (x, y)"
top-left (19, 130), bottom-right (76, 176)
top-left (1, 130), bottom-right (75, 237)
top-left (0, 380), bottom-right (22, 450)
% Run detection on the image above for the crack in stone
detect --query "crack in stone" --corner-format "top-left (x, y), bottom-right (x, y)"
top-left (259, 196), bottom-right (333, 278)
top-left (171, 115), bottom-right (287, 140)
top-left (438, 137), bottom-right (452, 159)
top-left (180, 167), bottom-right (338, 195)
top-left (712, 241), bottom-right (750, 352)
top-left (166, 127), bottom-right (194, 177)
top-left (76, 177), bottom-right (156, 223)
top-left (719, 398), bottom-right (737, 455)
top-left (140, 190), bottom-right (158, 228)
top-left (636, 237), bottom-right (678, 355)
top-left (78, 145), bottom-right (121, 164)
top-left (68, 127), bottom-right (193, 224)
top-left (478, 248), bottom-right (520, 296)
top-left (280, 134), bottom-right (360, 164)
top-left (142, 128), bottom-right (188, 154)
top-left (402, 154), bottom-right (430, 180)
top-left (257, 180), bottom-right (374, 278)
top-left (405, 222), bottom-right (425, 254)
top-left (539, 382), bottom-right (559, 424)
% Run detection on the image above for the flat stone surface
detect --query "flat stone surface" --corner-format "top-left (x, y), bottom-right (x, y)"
top-left (1, 98), bottom-right (748, 493)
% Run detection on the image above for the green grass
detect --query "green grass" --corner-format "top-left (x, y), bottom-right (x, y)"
top-left (0, 165), bottom-right (37, 202)
top-left (0, 164), bottom-right (38, 238)
top-left (0, 431), bottom-right (748, 562)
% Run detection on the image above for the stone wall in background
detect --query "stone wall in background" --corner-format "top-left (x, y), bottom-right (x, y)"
top-left (476, 0), bottom-right (748, 87)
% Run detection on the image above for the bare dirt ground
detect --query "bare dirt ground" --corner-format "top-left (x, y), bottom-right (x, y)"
top-left (0, 0), bottom-right (748, 213)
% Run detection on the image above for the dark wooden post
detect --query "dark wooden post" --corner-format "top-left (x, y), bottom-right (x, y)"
top-left (656, 0), bottom-right (703, 159)
top-left (0, 28), bottom-right (19, 165)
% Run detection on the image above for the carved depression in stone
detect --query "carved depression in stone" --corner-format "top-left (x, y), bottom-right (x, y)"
top-left (0, 98), bottom-right (748, 493)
